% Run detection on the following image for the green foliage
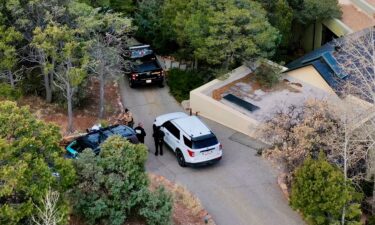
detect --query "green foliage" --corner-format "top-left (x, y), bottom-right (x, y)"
top-left (0, 25), bottom-right (22, 72)
top-left (139, 187), bottom-right (173, 225)
top-left (0, 101), bottom-right (76, 225)
top-left (258, 0), bottom-right (293, 47)
top-left (195, 0), bottom-right (280, 68)
top-left (0, 83), bottom-right (22, 100)
top-left (136, 0), bottom-right (280, 68)
top-left (253, 60), bottom-right (283, 88)
top-left (79, 0), bottom-right (136, 14)
top-left (291, 152), bottom-right (362, 225)
top-left (134, 0), bottom-right (171, 52)
top-left (167, 69), bottom-right (207, 102)
top-left (294, 0), bottom-right (342, 25)
top-left (71, 136), bottom-right (172, 225)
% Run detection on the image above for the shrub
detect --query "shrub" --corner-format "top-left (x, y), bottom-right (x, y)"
top-left (253, 61), bottom-right (282, 88)
top-left (0, 83), bottom-right (22, 100)
top-left (71, 136), bottom-right (172, 225)
top-left (0, 101), bottom-right (75, 225)
top-left (167, 69), bottom-right (208, 102)
top-left (139, 187), bottom-right (173, 225)
top-left (291, 152), bottom-right (362, 225)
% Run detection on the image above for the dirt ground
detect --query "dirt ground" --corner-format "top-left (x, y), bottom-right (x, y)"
top-left (18, 78), bottom-right (123, 134)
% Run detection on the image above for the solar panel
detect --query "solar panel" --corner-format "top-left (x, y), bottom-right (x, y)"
top-left (322, 52), bottom-right (348, 79)
top-left (223, 94), bottom-right (260, 112)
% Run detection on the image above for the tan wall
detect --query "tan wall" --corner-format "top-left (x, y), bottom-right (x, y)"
top-left (190, 79), bottom-right (260, 138)
top-left (287, 66), bottom-right (337, 95)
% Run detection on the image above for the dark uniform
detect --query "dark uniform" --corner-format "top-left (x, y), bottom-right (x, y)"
top-left (153, 125), bottom-right (165, 156)
top-left (134, 125), bottom-right (146, 143)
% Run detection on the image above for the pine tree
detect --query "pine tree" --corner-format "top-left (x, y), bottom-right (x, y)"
top-left (291, 152), bottom-right (362, 225)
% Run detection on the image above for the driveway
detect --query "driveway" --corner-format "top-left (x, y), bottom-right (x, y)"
top-left (118, 77), bottom-right (304, 225)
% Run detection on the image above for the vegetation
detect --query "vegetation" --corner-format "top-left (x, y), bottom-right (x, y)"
top-left (0, 101), bottom-right (76, 225)
top-left (253, 60), bottom-right (283, 88)
top-left (167, 69), bottom-right (208, 102)
top-left (291, 152), bottom-right (362, 225)
top-left (0, 83), bottom-right (22, 100)
top-left (136, 0), bottom-right (280, 69)
top-left (71, 136), bottom-right (172, 225)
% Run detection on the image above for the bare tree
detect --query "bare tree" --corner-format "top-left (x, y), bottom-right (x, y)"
top-left (89, 34), bottom-right (124, 118)
top-left (334, 26), bottom-right (375, 216)
top-left (261, 99), bottom-right (370, 224)
top-left (32, 188), bottom-right (63, 225)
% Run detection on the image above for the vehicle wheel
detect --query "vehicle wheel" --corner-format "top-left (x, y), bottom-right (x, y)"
top-left (158, 81), bottom-right (164, 88)
top-left (176, 150), bottom-right (186, 167)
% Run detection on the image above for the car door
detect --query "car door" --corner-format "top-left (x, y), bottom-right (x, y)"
top-left (162, 121), bottom-right (180, 151)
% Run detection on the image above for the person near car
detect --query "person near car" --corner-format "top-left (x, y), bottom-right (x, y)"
top-left (134, 122), bottom-right (146, 143)
top-left (116, 108), bottom-right (134, 128)
top-left (153, 124), bottom-right (165, 156)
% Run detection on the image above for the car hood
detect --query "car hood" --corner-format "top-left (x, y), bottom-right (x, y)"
top-left (154, 112), bottom-right (188, 126)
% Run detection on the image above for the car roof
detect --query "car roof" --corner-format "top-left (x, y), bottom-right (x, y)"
top-left (172, 116), bottom-right (212, 138)
top-left (76, 125), bottom-right (134, 145)
top-left (154, 112), bottom-right (188, 126)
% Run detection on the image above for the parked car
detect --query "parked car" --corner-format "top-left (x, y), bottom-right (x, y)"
top-left (154, 112), bottom-right (223, 167)
top-left (65, 125), bottom-right (139, 158)
top-left (123, 44), bottom-right (165, 88)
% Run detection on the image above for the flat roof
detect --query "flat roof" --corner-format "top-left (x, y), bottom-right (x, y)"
top-left (172, 116), bottom-right (212, 138)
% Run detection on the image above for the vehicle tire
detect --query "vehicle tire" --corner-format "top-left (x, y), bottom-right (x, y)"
top-left (176, 150), bottom-right (186, 167)
top-left (158, 81), bottom-right (164, 88)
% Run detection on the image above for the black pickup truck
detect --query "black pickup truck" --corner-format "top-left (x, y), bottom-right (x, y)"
top-left (124, 44), bottom-right (165, 88)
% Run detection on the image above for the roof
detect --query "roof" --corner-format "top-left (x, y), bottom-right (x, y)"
top-left (154, 112), bottom-right (188, 126)
top-left (286, 27), bottom-right (374, 96)
top-left (172, 116), bottom-right (212, 138)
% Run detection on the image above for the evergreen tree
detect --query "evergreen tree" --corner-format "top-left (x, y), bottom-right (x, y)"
top-left (71, 136), bottom-right (172, 225)
top-left (0, 101), bottom-right (75, 225)
top-left (291, 152), bottom-right (362, 225)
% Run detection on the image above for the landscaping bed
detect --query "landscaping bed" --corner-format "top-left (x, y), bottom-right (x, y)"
top-left (18, 78), bottom-right (123, 134)
top-left (68, 173), bottom-right (216, 225)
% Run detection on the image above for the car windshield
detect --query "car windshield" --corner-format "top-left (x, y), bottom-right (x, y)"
top-left (110, 126), bottom-right (134, 136)
top-left (192, 135), bottom-right (218, 149)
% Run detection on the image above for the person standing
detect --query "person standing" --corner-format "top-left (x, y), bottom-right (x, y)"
top-left (153, 124), bottom-right (165, 156)
top-left (157, 128), bottom-right (165, 155)
top-left (134, 122), bottom-right (146, 143)
top-left (124, 108), bottom-right (134, 128)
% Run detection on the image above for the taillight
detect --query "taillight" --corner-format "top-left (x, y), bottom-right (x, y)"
top-left (187, 149), bottom-right (195, 157)
top-left (131, 73), bottom-right (138, 79)
top-left (219, 144), bottom-right (223, 150)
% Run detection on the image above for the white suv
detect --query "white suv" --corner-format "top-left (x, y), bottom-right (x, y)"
top-left (154, 112), bottom-right (223, 167)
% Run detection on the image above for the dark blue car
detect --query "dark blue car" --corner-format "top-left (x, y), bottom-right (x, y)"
top-left (65, 125), bottom-right (139, 158)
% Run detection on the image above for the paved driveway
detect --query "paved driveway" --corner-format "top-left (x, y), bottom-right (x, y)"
top-left (118, 77), bottom-right (304, 225)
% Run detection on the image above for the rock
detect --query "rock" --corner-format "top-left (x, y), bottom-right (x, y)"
top-left (277, 173), bottom-right (290, 200)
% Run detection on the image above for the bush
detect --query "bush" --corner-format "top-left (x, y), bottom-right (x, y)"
top-left (253, 61), bottom-right (282, 88)
top-left (291, 152), bottom-right (362, 225)
top-left (167, 69), bottom-right (208, 102)
top-left (139, 187), bottom-right (173, 225)
top-left (0, 83), bottom-right (22, 100)
top-left (71, 136), bottom-right (172, 225)
top-left (0, 101), bottom-right (75, 225)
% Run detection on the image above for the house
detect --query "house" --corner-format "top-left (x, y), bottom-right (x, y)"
top-left (303, 0), bottom-right (375, 51)
top-left (189, 27), bottom-right (374, 138)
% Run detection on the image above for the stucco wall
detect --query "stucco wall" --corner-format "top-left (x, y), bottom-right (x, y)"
top-left (286, 65), bottom-right (337, 95)
top-left (190, 68), bottom-right (260, 138)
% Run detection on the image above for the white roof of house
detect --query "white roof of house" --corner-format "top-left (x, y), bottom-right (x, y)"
top-left (172, 116), bottom-right (212, 138)
top-left (154, 112), bottom-right (188, 126)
